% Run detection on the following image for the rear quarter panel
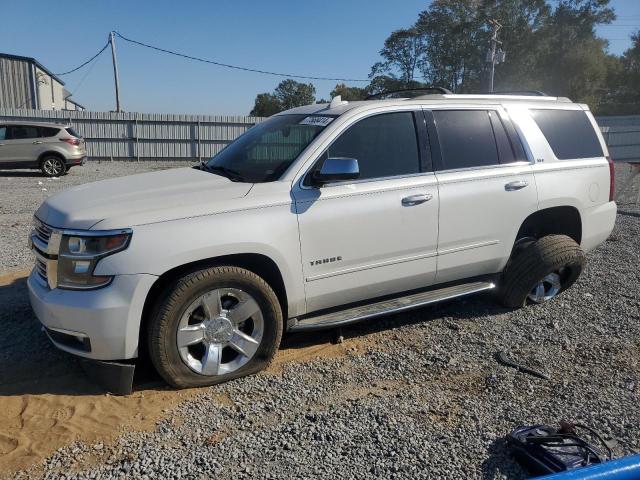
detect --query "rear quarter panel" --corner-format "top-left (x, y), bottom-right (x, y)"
top-left (506, 105), bottom-right (615, 250)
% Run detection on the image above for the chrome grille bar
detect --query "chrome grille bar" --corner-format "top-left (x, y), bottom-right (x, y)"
top-left (30, 217), bottom-right (61, 290)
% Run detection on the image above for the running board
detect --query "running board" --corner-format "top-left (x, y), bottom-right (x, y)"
top-left (289, 281), bottom-right (495, 332)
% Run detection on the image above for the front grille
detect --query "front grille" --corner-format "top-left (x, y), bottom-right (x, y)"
top-left (31, 217), bottom-right (56, 288)
top-left (34, 256), bottom-right (48, 283)
top-left (34, 218), bottom-right (52, 246)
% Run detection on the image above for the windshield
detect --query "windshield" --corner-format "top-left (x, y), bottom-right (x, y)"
top-left (205, 114), bottom-right (333, 182)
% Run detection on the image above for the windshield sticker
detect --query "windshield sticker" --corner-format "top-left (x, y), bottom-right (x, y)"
top-left (299, 116), bottom-right (334, 127)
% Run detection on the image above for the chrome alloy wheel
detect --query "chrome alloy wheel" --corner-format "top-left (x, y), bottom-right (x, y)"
top-left (177, 288), bottom-right (264, 376)
top-left (43, 157), bottom-right (64, 176)
top-left (527, 272), bottom-right (562, 303)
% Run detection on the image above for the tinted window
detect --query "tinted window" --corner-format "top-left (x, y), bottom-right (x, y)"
top-left (39, 127), bottom-right (60, 137)
top-left (0, 126), bottom-right (6, 141)
top-left (326, 112), bottom-right (420, 180)
top-left (530, 109), bottom-right (603, 159)
top-left (8, 125), bottom-right (40, 140)
top-left (66, 127), bottom-right (81, 138)
top-left (433, 110), bottom-right (500, 169)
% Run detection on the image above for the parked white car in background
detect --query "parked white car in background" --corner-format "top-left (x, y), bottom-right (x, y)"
top-left (28, 93), bottom-right (616, 390)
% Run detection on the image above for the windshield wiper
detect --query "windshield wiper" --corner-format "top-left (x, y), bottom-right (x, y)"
top-left (200, 163), bottom-right (245, 182)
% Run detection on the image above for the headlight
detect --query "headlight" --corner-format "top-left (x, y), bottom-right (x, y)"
top-left (57, 230), bottom-right (132, 289)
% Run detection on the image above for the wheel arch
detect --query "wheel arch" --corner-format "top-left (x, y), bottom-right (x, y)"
top-left (38, 150), bottom-right (66, 164)
top-left (138, 253), bottom-right (289, 357)
top-left (515, 206), bottom-right (582, 245)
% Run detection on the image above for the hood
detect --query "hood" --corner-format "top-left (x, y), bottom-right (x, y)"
top-left (36, 167), bottom-right (253, 230)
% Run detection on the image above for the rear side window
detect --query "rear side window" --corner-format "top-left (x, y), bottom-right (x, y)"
top-left (530, 109), bottom-right (603, 159)
top-left (8, 125), bottom-right (40, 140)
top-left (433, 110), bottom-right (499, 169)
top-left (39, 127), bottom-right (60, 137)
top-left (326, 112), bottom-right (420, 180)
top-left (0, 126), bottom-right (6, 141)
top-left (65, 127), bottom-right (81, 138)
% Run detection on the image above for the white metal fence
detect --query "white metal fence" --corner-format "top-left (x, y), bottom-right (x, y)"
top-left (597, 115), bottom-right (640, 164)
top-left (0, 108), bottom-right (264, 161)
top-left (0, 108), bottom-right (638, 163)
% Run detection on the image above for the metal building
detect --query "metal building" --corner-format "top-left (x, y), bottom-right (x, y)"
top-left (0, 53), bottom-right (85, 111)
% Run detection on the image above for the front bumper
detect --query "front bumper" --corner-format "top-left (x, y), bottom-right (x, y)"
top-left (28, 270), bottom-right (157, 360)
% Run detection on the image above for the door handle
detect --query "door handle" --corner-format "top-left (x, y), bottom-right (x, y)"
top-left (401, 193), bottom-right (433, 206)
top-left (32, 141), bottom-right (43, 144)
top-left (505, 180), bottom-right (529, 191)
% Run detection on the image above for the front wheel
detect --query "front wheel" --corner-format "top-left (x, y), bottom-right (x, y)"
top-left (499, 235), bottom-right (586, 308)
top-left (148, 266), bottom-right (283, 388)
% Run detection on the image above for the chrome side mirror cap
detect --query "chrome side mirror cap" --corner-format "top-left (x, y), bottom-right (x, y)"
top-left (312, 157), bottom-right (360, 185)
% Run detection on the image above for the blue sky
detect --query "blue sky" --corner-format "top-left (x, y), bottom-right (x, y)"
top-left (1, 0), bottom-right (638, 115)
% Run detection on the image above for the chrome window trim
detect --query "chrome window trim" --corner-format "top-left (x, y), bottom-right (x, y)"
top-left (300, 170), bottom-right (437, 191)
top-left (434, 160), bottom-right (532, 175)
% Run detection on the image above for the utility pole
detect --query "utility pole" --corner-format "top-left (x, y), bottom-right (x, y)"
top-left (487, 19), bottom-right (504, 93)
top-left (109, 31), bottom-right (122, 112)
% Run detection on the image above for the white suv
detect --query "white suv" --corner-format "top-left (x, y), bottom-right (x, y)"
top-left (28, 93), bottom-right (617, 390)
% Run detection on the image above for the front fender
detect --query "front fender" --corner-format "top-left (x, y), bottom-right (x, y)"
top-left (94, 205), bottom-right (306, 316)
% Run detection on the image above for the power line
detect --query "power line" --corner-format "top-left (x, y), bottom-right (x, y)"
top-left (69, 43), bottom-right (104, 97)
top-left (54, 42), bottom-right (110, 76)
top-left (113, 31), bottom-right (369, 83)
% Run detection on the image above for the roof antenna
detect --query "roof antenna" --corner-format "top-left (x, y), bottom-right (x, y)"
top-left (329, 95), bottom-right (348, 109)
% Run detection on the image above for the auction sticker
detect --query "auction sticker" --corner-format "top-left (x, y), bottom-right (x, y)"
top-left (299, 116), bottom-right (334, 127)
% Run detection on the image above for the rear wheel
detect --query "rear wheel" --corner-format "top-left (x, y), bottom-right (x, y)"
top-left (40, 156), bottom-right (66, 177)
top-left (500, 234), bottom-right (585, 308)
top-left (148, 266), bottom-right (283, 388)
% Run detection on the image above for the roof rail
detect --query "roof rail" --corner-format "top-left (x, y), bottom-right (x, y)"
top-left (365, 86), bottom-right (453, 100)
top-left (483, 90), bottom-right (548, 96)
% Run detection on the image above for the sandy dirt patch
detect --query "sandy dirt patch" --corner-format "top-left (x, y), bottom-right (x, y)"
top-left (0, 270), bottom-right (377, 476)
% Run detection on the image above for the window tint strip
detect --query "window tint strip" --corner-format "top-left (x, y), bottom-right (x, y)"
top-left (488, 111), bottom-right (516, 164)
top-left (423, 110), bottom-right (443, 171)
top-left (414, 110), bottom-right (433, 172)
top-left (500, 115), bottom-right (528, 162)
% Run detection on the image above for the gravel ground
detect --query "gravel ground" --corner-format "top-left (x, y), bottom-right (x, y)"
top-left (1, 161), bottom-right (639, 479)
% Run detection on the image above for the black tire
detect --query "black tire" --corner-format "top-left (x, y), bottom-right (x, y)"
top-left (40, 155), bottom-right (67, 177)
top-left (147, 266), bottom-right (283, 388)
top-left (499, 234), bottom-right (585, 308)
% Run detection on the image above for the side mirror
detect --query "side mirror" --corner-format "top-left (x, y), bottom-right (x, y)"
top-left (312, 157), bottom-right (360, 185)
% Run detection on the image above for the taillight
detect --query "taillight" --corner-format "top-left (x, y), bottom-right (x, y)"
top-left (61, 138), bottom-right (80, 146)
top-left (607, 156), bottom-right (615, 202)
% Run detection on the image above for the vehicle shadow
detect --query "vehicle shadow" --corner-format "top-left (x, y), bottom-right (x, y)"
top-left (480, 437), bottom-right (527, 480)
top-left (0, 269), bottom-right (506, 397)
top-left (618, 209), bottom-right (640, 219)
top-left (0, 275), bottom-right (107, 396)
top-left (0, 272), bottom-right (170, 396)
top-left (0, 170), bottom-right (46, 178)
